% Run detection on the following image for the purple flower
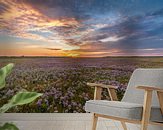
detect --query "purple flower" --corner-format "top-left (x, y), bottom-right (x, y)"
top-left (36, 99), bottom-right (42, 106)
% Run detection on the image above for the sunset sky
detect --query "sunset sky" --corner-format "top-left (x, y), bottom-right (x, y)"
top-left (0, 0), bottom-right (163, 57)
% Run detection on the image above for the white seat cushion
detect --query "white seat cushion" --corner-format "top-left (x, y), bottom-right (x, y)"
top-left (85, 100), bottom-right (163, 122)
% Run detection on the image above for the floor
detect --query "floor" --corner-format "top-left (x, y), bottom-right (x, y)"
top-left (0, 113), bottom-right (139, 130)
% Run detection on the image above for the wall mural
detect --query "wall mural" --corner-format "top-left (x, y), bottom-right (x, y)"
top-left (0, 0), bottom-right (163, 113)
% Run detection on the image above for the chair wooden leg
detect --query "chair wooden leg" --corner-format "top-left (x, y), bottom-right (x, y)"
top-left (141, 90), bottom-right (152, 130)
top-left (157, 91), bottom-right (163, 114)
top-left (141, 121), bottom-right (149, 129)
top-left (121, 121), bottom-right (127, 130)
top-left (92, 113), bottom-right (98, 130)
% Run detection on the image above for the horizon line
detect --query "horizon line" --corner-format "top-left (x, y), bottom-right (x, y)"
top-left (1, 55), bottom-right (163, 58)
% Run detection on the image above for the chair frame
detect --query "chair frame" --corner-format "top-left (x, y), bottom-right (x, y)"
top-left (87, 83), bottom-right (163, 130)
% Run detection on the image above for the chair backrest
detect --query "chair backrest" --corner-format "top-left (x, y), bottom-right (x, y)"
top-left (122, 68), bottom-right (163, 107)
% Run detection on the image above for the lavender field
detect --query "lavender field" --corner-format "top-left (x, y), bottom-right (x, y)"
top-left (0, 57), bottom-right (163, 113)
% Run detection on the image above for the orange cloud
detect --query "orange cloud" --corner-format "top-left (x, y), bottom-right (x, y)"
top-left (0, 0), bottom-right (79, 42)
top-left (0, 0), bottom-right (123, 57)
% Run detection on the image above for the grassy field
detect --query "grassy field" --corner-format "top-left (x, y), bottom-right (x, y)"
top-left (0, 57), bottom-right (163, 113)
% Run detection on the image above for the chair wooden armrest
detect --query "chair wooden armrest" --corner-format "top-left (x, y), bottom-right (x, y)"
top-left (87, 82), bottom-right (117, 89)
top-left (87, 82), bottom-right (118, 101)
top-left (137, 86), bottom-right (163, 92)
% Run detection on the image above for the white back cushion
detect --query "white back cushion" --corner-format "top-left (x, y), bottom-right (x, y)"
top-left (122, 69), bottom-right (163, 107)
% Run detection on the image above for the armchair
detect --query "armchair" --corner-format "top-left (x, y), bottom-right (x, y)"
top-left (85, 69), bottom-right (163, 130)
